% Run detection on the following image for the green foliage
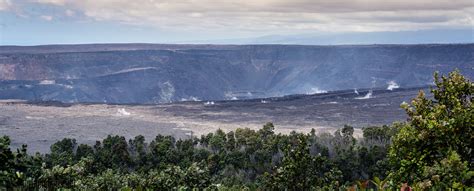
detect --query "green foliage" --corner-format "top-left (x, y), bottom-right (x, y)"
top-left (263, 134), bottom-right (343, 190)
top-left (0, 136), bottom-right (40, 189)
top-left (75, 144), bottom-right (94, 161)
top-left (370, 176), bottom-right (388, 191)
top-left (47, 138), bottom-right (76, 167)
top-left (416, 151), bottom-right (473, 190)
top-left (389, 70), bottom-right (473, 188)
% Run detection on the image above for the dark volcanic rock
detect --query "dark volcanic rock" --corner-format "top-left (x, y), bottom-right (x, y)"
top-left (0, 43), bottom-right (472, 103)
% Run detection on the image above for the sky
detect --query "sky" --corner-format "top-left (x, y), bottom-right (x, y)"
top-left (0, 0), bottom-right (473, 45)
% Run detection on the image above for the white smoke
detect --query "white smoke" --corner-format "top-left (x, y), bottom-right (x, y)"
top-left (59, 84), bottom-right (74, 89)
top-left (371, 77), bottom-right (377, 87)
top-left (204, 101), bottom-right (215, 105)
top-left (261, 100), bottom-right (268, 104)
top-left (387, 81), bottom-right (400, 90)
top-left (307, 87), bottom-right (327, 95)
top-left (159, 81), bottom-right (175, 103)
top-left (117, 108), bottom-right (131, 116)
top-left (354, 89), bottom-right (359, 95)
top-left (224, 92), bottom-right (239, 100)
top-left (180, 96), bottom-right (201, 102)
top-left (190, 97), bottom-right (200, 101)
top-left (39, 80), bottom-right (55, 85)
top-left (355, 90), bottom-right (373, 100)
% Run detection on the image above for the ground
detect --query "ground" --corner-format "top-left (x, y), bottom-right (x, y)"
top-left (0, 87), bottom-right (425, 153)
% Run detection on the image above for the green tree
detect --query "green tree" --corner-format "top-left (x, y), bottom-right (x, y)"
top-left (48, 138), bottom-right (76, 167)
top-left (389, 70), bottom-right (473, 187)
top-left (209, 129), bottom-right (227, 153)
top-left (129, 135), bottom-right (148, 170)
top-left (418, 151), bottom-right (472, 190)
top-left (75, 144), bottom-right (94, 161)
top-left (183, 162), bottom-right (211, 189)
top-left (95, 135), bottom-right (131, 171)
top-left (0, 136), bottom-right (19, 187)
top-left (264, 135), bottom-right (340, 190)
top-left (264, 135), bottom-right (313, 190)
top-left (149, 135), bottom-right (178, 169)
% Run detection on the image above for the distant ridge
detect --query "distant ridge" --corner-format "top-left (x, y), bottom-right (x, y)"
top-left (1, 43), bottom-right (472, 53)
top-left (0, 43), bottom-right (472, 104)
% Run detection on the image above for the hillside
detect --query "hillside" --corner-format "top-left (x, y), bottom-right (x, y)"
top-left (0, 43), bottom-right (472, 103)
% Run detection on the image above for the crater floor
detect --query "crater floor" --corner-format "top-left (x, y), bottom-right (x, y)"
top-left (0, 87), bottom-right (425, 153)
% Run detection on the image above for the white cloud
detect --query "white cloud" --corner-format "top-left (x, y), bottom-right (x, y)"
top-left (0, 0), bottom-right (11, 11)
top-left (34, 0), bottom-right (66, 6)
top-left (12, 0), bottom-right (474, 34)
top-left (40, 15), bottom-right (53, 21)
top-left (65, 9), bottom-right (74, 16)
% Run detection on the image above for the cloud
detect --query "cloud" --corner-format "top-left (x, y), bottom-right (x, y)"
top-left (65, 9), bottom-right (74, 16)
top-left (0, 0), bottom-right (11, 11)
top-left (40, 15), bottom-right (53, 21)
top-left (34, 0), bottom-right (66, 6)
top-left (9, 0), bottom-right (474, 34)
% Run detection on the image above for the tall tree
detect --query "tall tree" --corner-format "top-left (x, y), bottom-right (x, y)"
top-left (389, 70), bottom-right (473, 187)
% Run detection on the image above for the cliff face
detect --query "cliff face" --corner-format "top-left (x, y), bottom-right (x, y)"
top-left (0, 44), bottom-right (472, 103)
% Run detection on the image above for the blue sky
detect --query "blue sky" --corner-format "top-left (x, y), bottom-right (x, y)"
top-left (0, 0), bottom-right (473, 45)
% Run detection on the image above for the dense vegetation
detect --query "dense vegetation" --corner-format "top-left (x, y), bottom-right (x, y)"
top-left (1, 71), bottom-right (472, 190)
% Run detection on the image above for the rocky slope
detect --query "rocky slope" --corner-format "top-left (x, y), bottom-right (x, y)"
top-left (0, 43), bottom-right (472, 103)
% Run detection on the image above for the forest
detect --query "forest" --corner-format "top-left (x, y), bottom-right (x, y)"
top-left (0, 71), bottom-right (472, 190)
